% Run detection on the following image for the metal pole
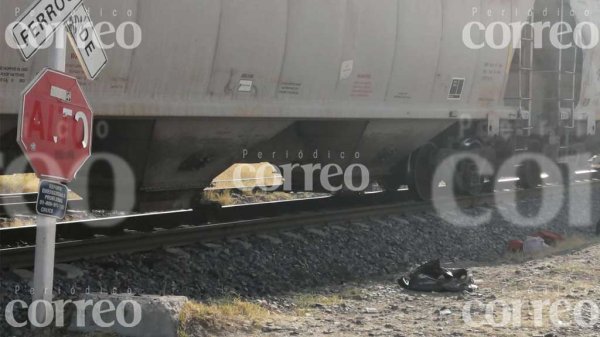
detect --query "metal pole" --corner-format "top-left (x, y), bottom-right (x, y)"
top-left (32, 216), bottom-right (57, 322)
top-left (49, 27), bottom-right (67, 72)
top-left (32, 28), bottom-right (66, 324)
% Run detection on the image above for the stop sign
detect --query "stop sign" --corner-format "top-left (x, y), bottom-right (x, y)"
top-left (17, 68), bottom-right (93, 183)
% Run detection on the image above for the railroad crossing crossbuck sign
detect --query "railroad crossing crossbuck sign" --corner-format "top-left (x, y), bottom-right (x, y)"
top-left (11, 0), bottom-right (107, 80)
top-left (17, 68), bottom-right (94, 183)
top-left (65, 5), bottom-right (108, 80)
top-left (11, 0), bottom-right (84, 60)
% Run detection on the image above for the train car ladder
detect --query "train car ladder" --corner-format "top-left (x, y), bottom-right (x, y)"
top-left (557, 0), bottom-right (578, 130)
top-left (518, 13), bottom-right (534, 137)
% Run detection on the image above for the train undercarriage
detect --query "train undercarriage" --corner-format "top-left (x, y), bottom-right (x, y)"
top-left (2, 110), bottom-right (599, 212)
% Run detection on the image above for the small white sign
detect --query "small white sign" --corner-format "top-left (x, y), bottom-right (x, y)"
top-left (66, 5), bottom-right (108, 80)
top-left (340, 60), bottom-right (354, 80)
top-left (238, 80), bottom-right (253, 92)
top-left (11, 0), bottom-right (84, 60)
top-left (50, 86), bottom-right (71, 102)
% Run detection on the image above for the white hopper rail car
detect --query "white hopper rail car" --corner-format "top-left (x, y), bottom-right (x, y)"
top-left (1, 0), bottom-right (600, 209)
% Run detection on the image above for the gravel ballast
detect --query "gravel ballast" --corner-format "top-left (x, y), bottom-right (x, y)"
top-left (1, 183), bottom-right (599, 335)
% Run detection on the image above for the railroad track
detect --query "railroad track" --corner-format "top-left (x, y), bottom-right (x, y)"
top-left (0, 193), bottom-right (38, 216)
top-left (0, 196), bottom-right (478, 268)
top-left (1, 179), bottom-right (598, 269)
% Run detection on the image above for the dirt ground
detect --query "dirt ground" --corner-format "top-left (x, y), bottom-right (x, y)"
top-left (189, 238), bottom-right (600, 337)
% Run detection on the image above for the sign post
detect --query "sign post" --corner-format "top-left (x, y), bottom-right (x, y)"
top-left (12, 0), bottom-right (102, 321)
top-left (20, 64), bottom-right (94, 324)
top-left (32, 29), bottom-right (67, 325)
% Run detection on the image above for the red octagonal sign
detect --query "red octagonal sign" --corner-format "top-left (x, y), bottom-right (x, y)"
top-left (17, 68), bottom-right (93, 183)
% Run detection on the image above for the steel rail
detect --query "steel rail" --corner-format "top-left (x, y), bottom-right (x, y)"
top-left (1, 179), bottom-right (597, 268)
top-left (0, 189), bottom-right (506, 268)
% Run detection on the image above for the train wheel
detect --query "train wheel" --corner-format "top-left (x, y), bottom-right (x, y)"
top-left (454, 159), bottom-right (486, 196)
top-left (517, 159), bottom-right (542, 189)
top-left (407, 143), bottom-right (438, 200)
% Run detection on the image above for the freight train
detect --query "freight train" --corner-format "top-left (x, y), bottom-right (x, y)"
top-left (1, 0), bottom-right (600, 210)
